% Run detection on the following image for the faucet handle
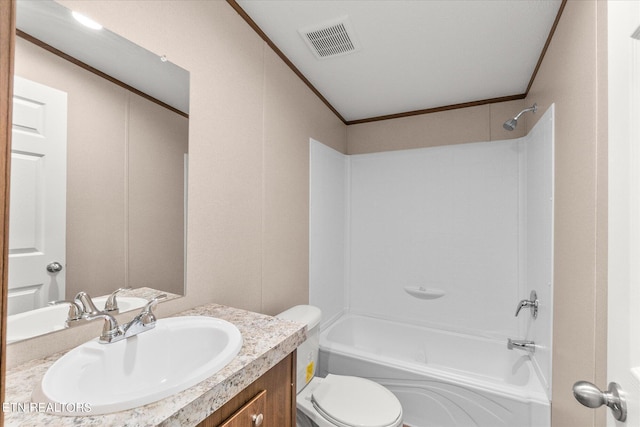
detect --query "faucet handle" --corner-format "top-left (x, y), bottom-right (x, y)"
top-left (104, 287), bottom-right (130, 313)
top-left (139, 294), bottom-right (167, 324)
top-left (84, 312), bottom-right (122, 343)
top-left (144, 294), bottom-right (167, 311)
top-left (122, 294), bottom-right (167, 338)
top-left (49, 300), bottom-right (83, 321)
top-left (514, 290), bottom-right (538, 318)
top-left (515, 300), bottom-right (530, 317)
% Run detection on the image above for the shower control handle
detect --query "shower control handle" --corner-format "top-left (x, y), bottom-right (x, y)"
top-left (515, 290), bottom-right (538, 318)
top-left (573, 381), bottom-right (627, 422)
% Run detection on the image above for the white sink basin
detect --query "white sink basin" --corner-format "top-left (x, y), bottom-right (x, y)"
top-left (7, 296), bottom-right (148, 343)
top-left (32, 316), bottom-right (243, 415)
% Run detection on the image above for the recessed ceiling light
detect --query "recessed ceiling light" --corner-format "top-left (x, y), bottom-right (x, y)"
top-left (71, 11), bottom-right (103, 30)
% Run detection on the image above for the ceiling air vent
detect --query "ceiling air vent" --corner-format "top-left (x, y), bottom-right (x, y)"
top-left (299, 17), bottom-right (360, 60)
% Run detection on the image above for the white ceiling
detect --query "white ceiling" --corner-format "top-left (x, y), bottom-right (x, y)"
top-left (235, 0), bottom-right (563, 123)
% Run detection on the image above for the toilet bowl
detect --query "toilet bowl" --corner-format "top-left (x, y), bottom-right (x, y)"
top-left (297, 374), bottom-right (403, 427)
top-left (277, 305), bottom-right (403, 427)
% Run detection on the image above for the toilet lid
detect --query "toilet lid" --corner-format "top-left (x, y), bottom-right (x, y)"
top-left (311, 375), bottom-right (402, 427)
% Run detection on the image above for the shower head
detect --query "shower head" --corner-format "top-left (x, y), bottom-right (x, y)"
top-left (503, 103), bottom-right (537, 131)
top-left (503, 118), bottom-right (518, 131)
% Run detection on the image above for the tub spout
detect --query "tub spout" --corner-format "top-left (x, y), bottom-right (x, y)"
top-left (507, 338), bottom-right (535, 354)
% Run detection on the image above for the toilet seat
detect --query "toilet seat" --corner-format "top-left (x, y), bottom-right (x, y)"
top-left (304, 374), bottom-right (403, 427)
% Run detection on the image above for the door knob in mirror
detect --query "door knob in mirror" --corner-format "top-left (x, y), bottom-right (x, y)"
top-left (46, 261), bottom-right (63, 273)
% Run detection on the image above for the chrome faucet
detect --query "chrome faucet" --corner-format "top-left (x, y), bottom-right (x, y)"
top-left (507, 338), bottom-right (536, 354)
top-left (69, 293), bottom-right (167, 344)
top-left (515, 290), bottom-right (538, 319)
top-left (63, 289), bottom-right (127, 325)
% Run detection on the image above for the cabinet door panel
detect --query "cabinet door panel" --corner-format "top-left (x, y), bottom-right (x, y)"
top-left (197, 352), bottom-right (295, 427)
top-left (219, 390), bottom-right (266, 427)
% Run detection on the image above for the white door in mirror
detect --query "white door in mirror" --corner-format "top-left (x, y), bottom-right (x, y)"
top-left (9, 76), bottom-right (67, 315)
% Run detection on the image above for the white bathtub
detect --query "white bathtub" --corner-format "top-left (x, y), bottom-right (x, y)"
top-left (318, 314), bottom-right (550, 427)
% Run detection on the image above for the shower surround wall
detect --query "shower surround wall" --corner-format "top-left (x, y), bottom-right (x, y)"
top-left (349, 139), bottom-right (520, 337)
top-left (310, 105), bottom-right (554, 398)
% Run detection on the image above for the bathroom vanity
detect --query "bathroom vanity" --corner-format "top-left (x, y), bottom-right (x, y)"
top-left (4, 304), bottom-right (305, 426)
top-left (197, 353), bottom-right (295, 427)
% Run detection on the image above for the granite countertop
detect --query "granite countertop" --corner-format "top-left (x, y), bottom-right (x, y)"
top-left (118, 286), bottom-right (182, 303)
top-left (4, 304), bottom-right (306, 426)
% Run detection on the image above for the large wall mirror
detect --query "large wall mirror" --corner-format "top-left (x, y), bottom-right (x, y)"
top-left (7, 0), bottom-right (189, 343)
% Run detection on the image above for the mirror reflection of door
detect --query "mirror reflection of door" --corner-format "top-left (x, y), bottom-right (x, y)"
top-left (9, 76), bottom-right (67, 315)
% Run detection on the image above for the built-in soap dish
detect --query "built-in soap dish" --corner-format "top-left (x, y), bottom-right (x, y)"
top-left (404, 286), bottom-right (445, 300)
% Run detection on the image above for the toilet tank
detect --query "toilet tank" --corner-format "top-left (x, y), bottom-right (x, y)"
top-left (276, 305), bottom-right (321, 394)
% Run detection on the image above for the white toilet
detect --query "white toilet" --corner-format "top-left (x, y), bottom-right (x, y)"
top-left (277, 305), bottom-right (403, 427)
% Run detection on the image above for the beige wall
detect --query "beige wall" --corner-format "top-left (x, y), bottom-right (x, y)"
top-left (347, 2), bottom-right (608, 426)
top-left (128, 95), bottom-right (188, 295)
top-left (262, 47), bottom-right (347, 314)
top-left (347, 99), bottom-right (528, 154)
top-left (526, 1), bottom-right (607, 426)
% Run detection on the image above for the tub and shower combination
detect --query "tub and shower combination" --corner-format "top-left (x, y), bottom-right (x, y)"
top-left (318, 314), bottom-right (550, 427)
top-left (309, 106), bottom-right (555, 427)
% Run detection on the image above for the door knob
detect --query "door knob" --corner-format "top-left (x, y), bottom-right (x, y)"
top-left (573, 381), bottom-right (627, 422)
top-left (46, 262), bottom-right (63, 273)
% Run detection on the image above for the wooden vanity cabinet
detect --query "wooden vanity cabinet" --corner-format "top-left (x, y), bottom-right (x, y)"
top-left (197, 352), bottom-right (296, 427)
